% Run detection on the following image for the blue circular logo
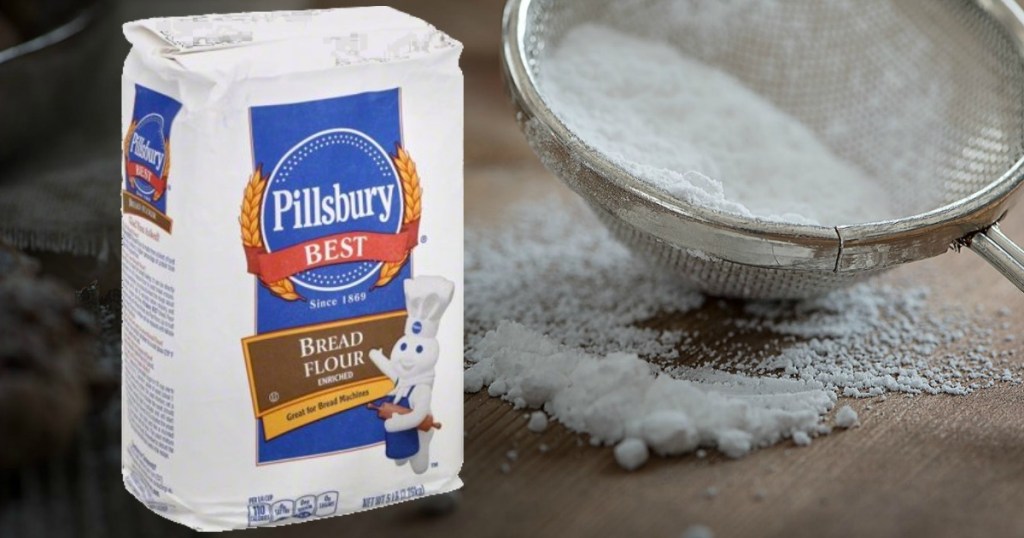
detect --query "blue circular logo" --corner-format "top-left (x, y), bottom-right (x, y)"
top-left (261, 129), bottom-right (402, 292)
top-left (412, 321), bottom-right (423, 334)
top-left (127, 113), bottom-right (168, 200)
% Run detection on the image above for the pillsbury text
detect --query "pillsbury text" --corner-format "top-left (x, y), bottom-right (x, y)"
top-left (271, 184), bottom-right (395, 232)
top-left (130, 133), bottom-right (165, 170)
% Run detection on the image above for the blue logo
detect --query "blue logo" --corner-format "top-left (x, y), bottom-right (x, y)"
top-left (249, 89), bottom-right (412, 463)
top-left (127, 114), bottom-right (167, 196)
top-left (124, 85), bottom-right (181, 214)
top-left (260, 129), bottom-right (403, 292)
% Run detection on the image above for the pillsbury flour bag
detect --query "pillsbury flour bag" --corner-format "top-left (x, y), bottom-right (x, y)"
top-left (120, 8), bottom-right (463, 531)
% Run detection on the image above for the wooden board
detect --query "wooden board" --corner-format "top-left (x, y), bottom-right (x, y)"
top-left (266, 58), bottom-right (1024, 538)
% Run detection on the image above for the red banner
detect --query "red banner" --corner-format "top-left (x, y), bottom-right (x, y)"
top-left (126, 162), bottom-right (167, 196)
top-left (245, 220), bottom-right (420, 283)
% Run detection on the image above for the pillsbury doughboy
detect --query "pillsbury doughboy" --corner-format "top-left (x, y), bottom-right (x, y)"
top-left (368, 277), bottom-right (455, 474)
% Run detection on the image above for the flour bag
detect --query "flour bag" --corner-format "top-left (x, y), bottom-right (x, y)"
top-left (120, 8), bottom-right (463, 531)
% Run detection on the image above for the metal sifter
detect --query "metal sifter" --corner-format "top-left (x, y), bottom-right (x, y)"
top-left (502, 0), bottom-right (1024, 299)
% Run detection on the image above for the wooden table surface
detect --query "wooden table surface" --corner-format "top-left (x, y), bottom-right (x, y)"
top-left (2, 1), bottom-right (1023, 536)
top-left (270, 54), bottom-right (1024, 538)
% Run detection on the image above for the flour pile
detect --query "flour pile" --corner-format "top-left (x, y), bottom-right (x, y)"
top-left (469, 322), bottom-right (835, 459)
top-left (537, 24), bottom-right (895, 226)
top-left (717, 286), bottom-right (1017, 396)
top-left (465, 200), bottom-right (1018, 468)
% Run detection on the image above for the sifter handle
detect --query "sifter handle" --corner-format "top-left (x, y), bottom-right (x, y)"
top-left (967, 223), bottom-right (1024, 293)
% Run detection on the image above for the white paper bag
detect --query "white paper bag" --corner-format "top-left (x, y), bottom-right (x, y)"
top-left (120, 8), bottom-right (463, 531)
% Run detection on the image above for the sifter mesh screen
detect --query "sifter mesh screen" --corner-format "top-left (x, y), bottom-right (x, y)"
top-left (515, 0), bottom-right (1024, 298)
top-left (526, 0), bottom-right (1024, 216)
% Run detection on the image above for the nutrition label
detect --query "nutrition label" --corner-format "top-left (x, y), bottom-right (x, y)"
top-left (123, 342), bottom-right (176, 457)
top-left (125, 442), bottom-right (174, 512)
top-left (247, 491), bottom-right (339, 527)
top-left (123, 224), bottom-right (175, 337)
top-left (123, 222), bottom-right (177, 458)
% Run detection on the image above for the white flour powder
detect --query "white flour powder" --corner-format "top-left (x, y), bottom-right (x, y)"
top-left (469, 321), bottom-right (835, 459)
top-left (527, 411), bottom-right (549, 433)
top-left (538, 24), bottom-right (895, 226)
top-left (834, 405), bottom-right (859, 429)
top-left (466, 199), bottom-right (1018, 467)
top-left (466, 199), bottom-right (704, 359)
top-left (614, 438), bottom-right (649, 471)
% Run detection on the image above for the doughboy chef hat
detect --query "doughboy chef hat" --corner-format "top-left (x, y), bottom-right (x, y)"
top-left (403, 276), bottom-right (455, 338)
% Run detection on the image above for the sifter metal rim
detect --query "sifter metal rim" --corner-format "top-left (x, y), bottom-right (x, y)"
top-left (501, 0), bottom-right (1024, 275)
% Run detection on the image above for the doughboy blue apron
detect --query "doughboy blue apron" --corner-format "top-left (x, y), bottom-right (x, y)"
top-left (384, 384), bottom-right (420, 460)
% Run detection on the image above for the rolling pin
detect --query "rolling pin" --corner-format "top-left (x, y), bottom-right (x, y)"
top-left (367, 402), bottom-right (442, 432)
